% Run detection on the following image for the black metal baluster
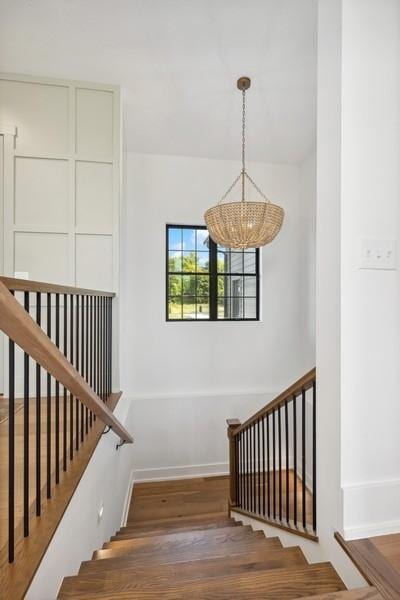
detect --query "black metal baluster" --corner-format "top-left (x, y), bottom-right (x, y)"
top-left (272, 409), bottom-right (276, 520)
top-left (95, 296), bottom-right (100, 396)
top-left (109, 298), bottom-right (113, 394)
top-left (36, 292), bottom-right (41, 515)
top-left (251, 423), bottom-right (256, 512)
top-left (93, 296), bottom-right (97, 421)
top-left (293, 394), bottom-right (297, 527)
top-left (89, 296), bottom-right (93, 427)
top-left (23, 292), bottom-right (30, 537)
top-left (262, 416), bottom-right (265, 516)
top-left (302, 388), bottom-right (306, 529)
top-left (8, 329), bottom-right (15, 563)
top-left (312, 381), bottom-right (317, 533)
top-left (267, 412), bottom-right (270, 518)
top-left (69, 295), bottom-right (74, 460)
top-left (239, 431), bottom-right (243, 508)
top-left (75, 295), bottom-right (79, 450)
top-left (278, 406), bottom-right (282, 521)
top-left (107, 297), bottom-right (110, 398)
top-left (85, 295), bottom-right (89, 433)
top-left (55, 294), bottom-right (60, 484)
top-left (249, 425), bottom-right (253, 512)
top-left (257, 418), bottom-right (261, 514)
top-left (63, 294), bottom-right (67, 471)
top-left (234, 435), bottom-right (239, 505)
top-left (246, 427), bottom-right (249, 511)
top-left (46, 293), bottom-right (51, 498)
top-left (80, 295), bottom-right (84, 442)
top-left (285, 399), bottom-right (289, 524)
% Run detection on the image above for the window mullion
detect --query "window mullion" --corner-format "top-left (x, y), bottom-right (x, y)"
top-left (209, 239), bottom-right (218, 320)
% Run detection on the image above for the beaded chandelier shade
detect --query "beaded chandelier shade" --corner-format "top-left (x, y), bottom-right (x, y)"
top-left (204, 77), bottom-right (284, 249)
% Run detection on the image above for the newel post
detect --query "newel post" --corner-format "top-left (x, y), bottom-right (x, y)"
top-left (227, 418), bottom-right (241, 514)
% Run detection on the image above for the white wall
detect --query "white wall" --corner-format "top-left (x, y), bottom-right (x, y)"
top-left (121, 152), bottom-right (316, 479)
top-left (339, 0), bottom-right (400, 538)
top-left (26, 395), bottom-right (134, 600)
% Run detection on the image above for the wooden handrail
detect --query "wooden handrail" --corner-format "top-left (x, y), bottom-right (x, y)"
top-left (0, 280), bottom-right (132, 443)
top-left (234, 367), bottom-right (316, 435)
top-left (0, 276), bottom-right (115, 297)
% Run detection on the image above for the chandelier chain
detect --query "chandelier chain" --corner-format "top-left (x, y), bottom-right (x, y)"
top-left (241, 89), bottom-right (246, 201)
top-left (244, 171), bottom-right (269, 202)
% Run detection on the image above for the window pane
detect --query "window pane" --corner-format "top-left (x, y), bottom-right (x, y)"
top-left (244, 252), bottom-right (256, 274)
top-left (182, 228), bottom-right (196, 252)
top-left (217, 275), bottom-right (226, 297)
top-left (219, 275), bottom-right (244, 297)
top-left (196, 297), bottom-right (209, 319)
top-left (196, 229), bottom-right (209, 250)
top-left (168, 228), bottom-right (182, 251)
top-left (168, 297), bottom-right (182, 319)
top-left (168, 252), bottom-right (182, 272)
top-left (217, 297), bottom-right (244, 319)
top-left (168, 275), bottom-right (182, 296)
top-left (217, 298), bottom-right (227, 319)
top-left (196, 251), bottom-right (209, 272)
top-left (244, 276), bottom-right (257, 297)
top-left (182, 251), bottom-right (197, 272)
top-left (217, 250), bottom-right (228, 273)
top-left (182, 297), bottom-right (196, 319)
top-left (182, 274), bottom-right (196, 296)
top-left (196, 275), bottom-right (209, 296)
top-left (245, 297), bottom-right (257, 319)
top-left (229, 252), bottom-right (244, 274)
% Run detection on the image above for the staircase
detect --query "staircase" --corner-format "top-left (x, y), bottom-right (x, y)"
top-left (58, 477), bottom-right (379, 599)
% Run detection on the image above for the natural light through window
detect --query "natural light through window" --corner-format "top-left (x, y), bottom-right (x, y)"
top-left (166, 225), bottom-right (259, 321)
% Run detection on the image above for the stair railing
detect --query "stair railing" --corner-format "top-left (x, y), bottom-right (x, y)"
top-left (0, 277), bottom-right (133, 583)
top-left (227, 368), bottom-right (317, 540)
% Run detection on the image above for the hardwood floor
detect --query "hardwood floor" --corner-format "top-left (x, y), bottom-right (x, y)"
top-left (58, 476), bottom-right (377, 599)
top-left (336, 532), bottom-right (400, 599)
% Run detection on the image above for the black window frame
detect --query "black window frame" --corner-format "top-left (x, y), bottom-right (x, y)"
top-left (166, 224), bottom-right (260, 322)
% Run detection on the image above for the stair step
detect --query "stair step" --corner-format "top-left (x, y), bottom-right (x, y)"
top-left (64, 562), bottom-right (345, 599)
top-left (58, 546), bottom-right (307, 598)
top-left (302, 587), bottom-right (381, 599)
top-left (97, 525), bottom-right (265, 559)
top-left (124, 511), bottom-right (229, 530)
top-left (80, 536), bottom-right (282, 574)
top-left (102, 524), bottom-right (258, 553)
top-left (115, 518), bottom-right (239, 539)
top-left (128, 491), bottom-right (228, 522)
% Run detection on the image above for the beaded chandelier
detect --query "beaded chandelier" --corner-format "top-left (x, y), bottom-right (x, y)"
top-left (204, 77), bottom-right (284, 249)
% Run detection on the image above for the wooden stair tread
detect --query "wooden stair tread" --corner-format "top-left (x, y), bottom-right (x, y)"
top-left (103, 524), bottom-right (257, 551)
top-left (124, 511), bottom-right (228, 530)
top-left (302, 587), bottom-right (382, 599)
top-left (80, 536), bottom-right (283, 574)
top-left (62, 562), bottom-right (345, 599)
top-left (117, 518), bottom-right (238, 538)
top-left (95, 526), bottom-right (268, 560)
top-left (58, 546), bottom-right (308, 598)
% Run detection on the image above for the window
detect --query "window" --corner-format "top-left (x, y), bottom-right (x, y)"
top-left (166, 225), bottom-right (260, 321)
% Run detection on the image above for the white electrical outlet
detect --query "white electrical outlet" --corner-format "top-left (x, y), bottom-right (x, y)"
top-left (14, 271), bottom-right (29, 279)
top-left (360, 239), bottom-right (397, 270)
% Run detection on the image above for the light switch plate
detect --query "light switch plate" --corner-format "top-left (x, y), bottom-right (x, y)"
top-left (360, 239), bottom-right (397, 270)
top-left (14, 271), bottom-right (29, 279)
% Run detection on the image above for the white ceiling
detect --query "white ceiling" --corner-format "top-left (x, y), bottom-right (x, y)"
top-left (0, 0), bottom-right (317, 164)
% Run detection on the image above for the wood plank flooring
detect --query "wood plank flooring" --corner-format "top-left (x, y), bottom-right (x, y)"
top-left (336, 532), bottom-right (400, 599)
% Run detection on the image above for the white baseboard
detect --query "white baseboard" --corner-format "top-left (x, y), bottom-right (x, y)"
top-left (120, 469), bottom-right (135, 527)
top-left (133, 462), bottom-right (229, 483)
top-left (342, 477), bottom-right (400, 539)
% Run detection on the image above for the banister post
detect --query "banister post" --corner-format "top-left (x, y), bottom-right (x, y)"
top-left (227, 418), bottom-right (241, 515)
